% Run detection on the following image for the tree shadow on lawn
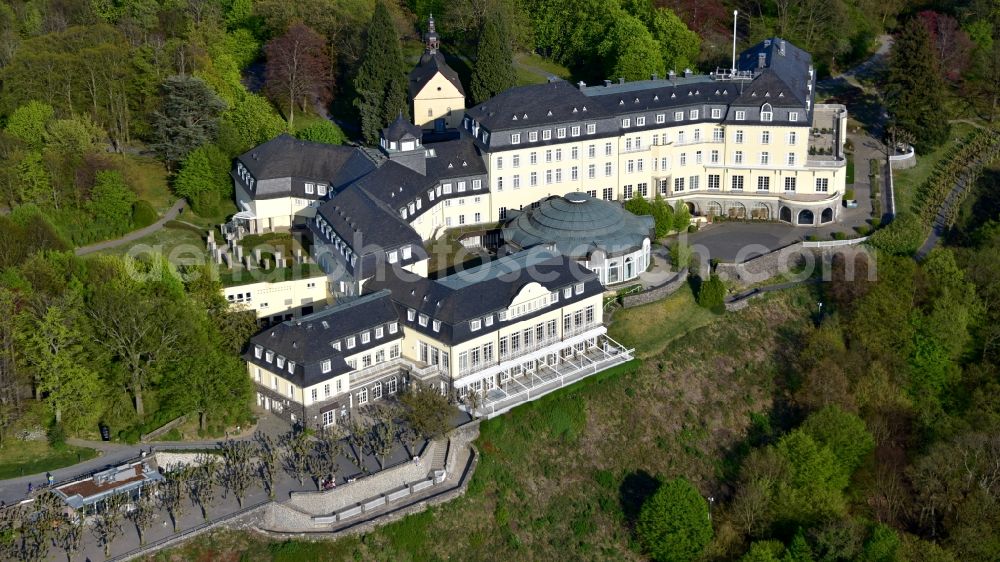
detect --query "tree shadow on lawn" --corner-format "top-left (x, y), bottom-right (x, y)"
top-left (619, 469), bottom-right (660, 526)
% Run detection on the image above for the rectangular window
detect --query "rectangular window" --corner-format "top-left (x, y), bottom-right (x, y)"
top-left (529, 131), bottom-right (538, 142)
top-left (689, 176), bottom-right (700, 190)
top-left (542, 129), bottom-right (551, 140)
top-left (674, 177), bottom-right (685, 192)
top-left (711, 108), bottom-right (722, 119)
top-left (713, 128), bottom-right (724, 142)
top-left (622, 118), bottom-right (631, 128)
top-left (786, 153), bottom-right (796, 166)
top-left (588, 164), bottom-right (596, 178)
top-left (511, 133), bottom-right (520, 144)
top-left (530, 171), bottom-right (537, 186)
top-left (545, 170), bottom-right (552, 184)
top-left (496, 157), bottom-right (503, 170)
top-left (321, 359), bottom-right (332, 373)
top-left (513, 175), bottom-right (520, 189)
top-left (473, 179), bottom-right (482, 189)
top-left (636, 116), bottom-right (646, 126)
top-left (760, 152), bottom-right (770, 165)
top-left (347, 336), bottom-right (356, 348)
top-left (757, 176), bottom-right (770, 191)
top-left (656, 114), bottom-right (665, 124)
top-left (557, 127), bottom-right (566, 138)
top-left (680, 153), bottom-right (687, 166)
top-left (695, 151), bottom-right (702, 164)
top-left (674, 111), bottom-right (684, 121)
top-left (787, 131), bottom-right (797, 145)
top-left (603, 187), bottom-right (613, 200)
top-left (587, 123), bottom-right (596, 134)
top-left (816, 178), bottom-right (829, 192)
top-left (689, 109), bottom-right (699, 120)
top-left (311, 388), bottom-right (318, 402)
top-left (789, 111), bottom-right (799, 122)
top-left (605, 142), bottom-right (613, 156)
top-left (555, 149), bottom-right (562, 161)
top-left (734, 151), bottom-right (744, 164)
top-left (361, 332), bottom-right (370, 344)
top-left (571, 166), bottom-right (578, 181)
top-left (513, 154), bottom-right (520, 167)
top-left (555, 169), bottom-right (562, 182)
top-left (708, 174), bottom-right (720, 190)
top-left (545, 150), bottom-right (552, 163)
top-left (761, 130), bottom-right (771, 144)
top-left (732, 175), bottom-right (744, 191)
top-left (530, 152), bottom-right (537, 165)
top-left (499, 206), bottom-right (507, 219)
top-left (305, 183), bottom-right (314, 195)
top-left (324, 383), bottom-right (330, 397)
top-left (623, 184), bottom-right (633, 199)
top-left (389, 322), bottom-right (398, 334)
top-left (471, 319), bottom-right (481, 331)
top-left (571, 146), bottom-right (578, 159)
top-left (710, 149), bottom-right (719, 163)
top-left (735, 110), bottom-right (746, 121)
top-left (735, 130), bottom-right (744, 144)
top-left (588, 144), bottom-right (596, 158)
top-left (375, 326), bottom-right (384, 338)
top-left (605, 162), bottom-right (612, 176)
top-left (784, 177), bottom-right (796, 191)
top-left (317, 184), bottom-right (327, 196)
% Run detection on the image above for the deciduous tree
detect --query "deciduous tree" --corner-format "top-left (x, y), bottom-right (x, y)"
top-left (636, 477), bottom-right (713, 562)
top-left (401, 382), bottom-right (453, 440)
top-left (264, 22), bottom-right (332, 130)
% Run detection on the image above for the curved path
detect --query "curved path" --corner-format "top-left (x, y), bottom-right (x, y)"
top-left (74, 199), bottom-right (188, 256)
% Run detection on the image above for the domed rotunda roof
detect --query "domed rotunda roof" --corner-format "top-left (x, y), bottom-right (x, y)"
top-left (502, 192), bottom-right (654, 259)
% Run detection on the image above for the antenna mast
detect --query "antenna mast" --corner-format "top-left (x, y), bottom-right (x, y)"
top-left (731, 10), bottom-right (738, 76)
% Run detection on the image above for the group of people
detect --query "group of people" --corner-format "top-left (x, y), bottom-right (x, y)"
top-left (25, 472), bottom-right (56, 494)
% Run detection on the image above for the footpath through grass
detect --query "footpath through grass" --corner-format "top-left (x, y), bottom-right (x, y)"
top-left (0, 440), bottom-right (98, 480)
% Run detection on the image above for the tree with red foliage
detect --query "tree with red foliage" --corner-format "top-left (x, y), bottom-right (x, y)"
top-left (264, 22), bottom-right (333, 130)
top-left (917, 11), bottom-right (973, 82)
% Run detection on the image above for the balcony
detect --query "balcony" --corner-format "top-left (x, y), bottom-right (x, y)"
top-left (564, 321), bottom-right (601, 339)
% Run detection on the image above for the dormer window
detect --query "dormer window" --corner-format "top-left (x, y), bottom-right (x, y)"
top-left (347, 336), bottom-right (356, 349)
top-left (321, 359), bottom-right (332, 373)
top-left (656, 114), bottom-right (665, 124)
top-left (418, 314), bottom-right (429, 327)
top-left (689, 109), bottom-right (699, 119)
top-left (587, 124), bottom-right (596, 134)
top-left (317, 184), bottom-right (327, 196)
top-left (622, 118), bottom-right (630, 128)
top-left (557, 127), bottom-right (566, 138)
top-left (484, 315), bottom-right (494, 326)
top-left (529, 131), bottom-right (538, 142)
top-left (542, 130), bottom-right (551, 140)
top-left (402, 246), bottom-right (412, 259)
top-left (375, 326), bottom-right (384, 338)
top-left (389, 322), bottom-right (399, 334)
top-left (287, 361), bottom-right (295, 374)
top-left (563, 287), bottom-right (572, 299)
top-left (571, 126), bottom-right (580, 136)
top-left (254, 345), bottom-right (262, 359)
top-left (575, 282), bottom-right (585, 294)
top-left (636, 117), bottom-right (645, 126)
top-left (470, 319), bottom-right (482, 331)
top-left (511, 133), bottom-right (521, 144)
top-left (407, 309), bottom-right (416, 321)
top-left (361, 332), bottom-right (370, 344)
top-left (761, 103), bottom-right (773, 122)
top-left (674, 111), bottom-right (684, 121)
top-left (265, 350), bottom-right (274, 363)
top-left (432, 320), bottom-right (441, 332)
top-left (333, 341), bottom-right (341, 351)
top-left (305, 183), bottom-right (314, 195)
top-left (277, 356), bottom-right (285, 369)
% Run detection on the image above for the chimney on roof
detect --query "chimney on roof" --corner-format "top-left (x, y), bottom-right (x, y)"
top-left (603, 79), bottom-right (611, 87)
top-left (779, 39), bottom-right (786, 55)
top-left (683, 68), bottom-right (692, 78)
top-left (618, 77), bottom-right (625, 85)
top-left (577, 80), bottom-right (586, 90)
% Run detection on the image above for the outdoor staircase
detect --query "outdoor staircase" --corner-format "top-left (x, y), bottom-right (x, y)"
top-left (429, 438), bottom-right (449, 471)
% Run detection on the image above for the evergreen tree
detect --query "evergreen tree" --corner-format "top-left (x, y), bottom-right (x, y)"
top-left (886, 18), bottom-right (951, 152)
top-left (354, 0), bottom-right (408, 144)
top-left (470, 6), bottom-right (517, 104)
top-left (673, 200), bottom-right (691, 231)
top-left (697, 274), bottom-right (726, 312)
top-left (151, 75), bottom-right (226, 167)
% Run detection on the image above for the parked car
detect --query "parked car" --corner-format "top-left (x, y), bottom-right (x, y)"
top-left (844, 199), bottom-right (859, 208)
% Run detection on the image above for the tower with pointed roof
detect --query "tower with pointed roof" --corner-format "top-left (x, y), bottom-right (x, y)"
top-left (409, 15), bottom-right (465, 131)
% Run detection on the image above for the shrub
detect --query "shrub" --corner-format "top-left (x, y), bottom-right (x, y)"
top-left (47, 422), bottom-right (67, 450)
top-left (636, 477), bottom-right (713, 562)
top-left (687, 224), bottom-right (698, 233)
top-left (696, 274), bottom-right (725, 312)
top-left (854, 225), bottom-right (871, 236)
top-left (867, 214), bottom-right (924, 256)
top-left (131, 200), bottom-right (158, 228)
top-left (832, 231), bottom-right (848, 240)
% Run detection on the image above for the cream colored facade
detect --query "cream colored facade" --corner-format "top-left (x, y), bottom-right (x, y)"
top-left (413, 72), bottom-right (465, 130)
top-left (484, 113), bottom-right (846, 226)
top-left (223, 274), bottom-right (332, 321)
top-left (234, 182), bottom-right (319, 233)
top-left (249, 337), bottom-right (402, 417)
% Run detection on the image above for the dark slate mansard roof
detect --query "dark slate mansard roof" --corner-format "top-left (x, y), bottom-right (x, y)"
top-left (243, 290), bottom-right (402, 387)
top-left (233, 134), bottom-right (376, 200)
top-left (364, 248), bottom-right (603, 346)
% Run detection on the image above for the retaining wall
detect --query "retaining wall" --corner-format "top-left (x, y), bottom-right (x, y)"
top-left (620, 270), bottom-right (688, 308)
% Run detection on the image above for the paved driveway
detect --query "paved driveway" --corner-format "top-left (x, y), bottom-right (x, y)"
top-left (682, 223), bottom-right (804, 263)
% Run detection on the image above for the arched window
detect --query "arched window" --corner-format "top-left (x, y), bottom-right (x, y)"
top-left (761, 103), bottom-right (773, 122)
top-left (624, 256), bottom-right (635, 280)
